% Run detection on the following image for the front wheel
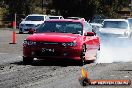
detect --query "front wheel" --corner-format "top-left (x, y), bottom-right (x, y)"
top-left (28, 29), bottom-right (35, 34)
top-left (19, 31), bottom-right (23, 34)
top-left (80, 45), bottom-right (86, 66)
top-left (23, 57), bottom-right (33, 65)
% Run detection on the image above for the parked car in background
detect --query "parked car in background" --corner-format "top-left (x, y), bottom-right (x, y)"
top-left (99, 19), bottom-right (132, 40)
top-left (23, 19), bottom-right (100, 65)
top-left (46, 15), bottom-right (64, 19)
top-left (19, 14), bottom-right (47, 34)
top-left (66, 17), bottom-right (85, 21)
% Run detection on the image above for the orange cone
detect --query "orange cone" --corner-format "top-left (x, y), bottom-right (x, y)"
top-left (9, 31), bottom-right (16, 44)
top-left (81, 67), bottom-right (88, 78)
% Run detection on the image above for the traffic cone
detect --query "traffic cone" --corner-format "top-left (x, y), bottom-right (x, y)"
top-left (9, 31), bottom-right (16, 44)
top-left (79, 67), bottom-right (91, 86)
top-left (81, 67), bottom-right (88, 78)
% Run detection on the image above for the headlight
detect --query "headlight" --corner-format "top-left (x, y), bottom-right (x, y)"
top-left (62, 42), bottom-right (76, 46)
top-left (23, 40), bottom-right (36, 45)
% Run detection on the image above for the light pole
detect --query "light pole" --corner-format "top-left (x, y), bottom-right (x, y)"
top-left (129, 0), bottom-right (132, 16)
top-left (42, 0), bottom-right (44, 13)
top-left (131, 0), bottom-right (132, 12)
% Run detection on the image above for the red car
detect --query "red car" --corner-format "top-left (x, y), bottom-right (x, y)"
top-left (23, 19), bottom-right (100, 65)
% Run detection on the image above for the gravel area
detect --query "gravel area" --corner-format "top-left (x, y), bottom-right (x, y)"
top-left (0, 29), bottom-right (132, 88)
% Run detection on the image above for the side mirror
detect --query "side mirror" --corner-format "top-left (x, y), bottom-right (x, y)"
top-left (84, 32), bottom-right (95, 36)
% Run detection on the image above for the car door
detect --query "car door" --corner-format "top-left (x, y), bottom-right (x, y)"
top-left (83, 22), bottom-right (94, 49)
top-left (89, 23), bottom-right (100, 49)
top-left (83, 22), bottom-right (99, 60)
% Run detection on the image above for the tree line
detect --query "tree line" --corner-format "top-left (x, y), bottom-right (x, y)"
top-left (0, 0), bottom-right (130, 21)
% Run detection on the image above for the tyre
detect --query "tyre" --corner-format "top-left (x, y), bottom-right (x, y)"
top-left (80, 45), bottom-right (86, 66)
top-left (28, 29), bottom-right (35, 34)
top-left (28, 31), bottom-right (34, 34)
top-left (23, 57), bottom-right (33, 65)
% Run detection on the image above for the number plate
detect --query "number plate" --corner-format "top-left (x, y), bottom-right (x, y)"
top-left (42, 48), bottom-right (55, 52)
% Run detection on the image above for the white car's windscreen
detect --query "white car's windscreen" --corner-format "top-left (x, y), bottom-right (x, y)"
top-left (103, 21), bottom-right (128, 29)
top-left (25, 16), bottom-right (44, 21)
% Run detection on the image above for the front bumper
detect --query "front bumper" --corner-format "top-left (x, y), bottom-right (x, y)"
top-left (23, 45), bottom-right (82, 60)
top-left (19, 26), bottom-right (37, 32)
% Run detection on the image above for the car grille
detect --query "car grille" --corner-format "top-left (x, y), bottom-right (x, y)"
top-left (25, 24), bottom-right (35, 27)
top-left (36, 42), bottom-right (63, 47)
top-left (36, 42), bottom-right (59, 45)
top-left (33, 42), bottom-right (64, 56)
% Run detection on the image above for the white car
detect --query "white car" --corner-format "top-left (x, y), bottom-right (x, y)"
top-left (99, 19), bottom-right (132, 39)
top-left (46, 15), bottom-right (63, 19)
top-left (66, 17), bottom-right (85, 21)
top-left (19, 14), bottom-right (47, 34)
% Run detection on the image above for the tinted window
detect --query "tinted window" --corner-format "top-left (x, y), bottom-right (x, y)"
top-left (103, 21), bottom-right (128, 29)
top-left (25, 16), bottom-right (44, 21)
top-left (37, 21), bottom-right (83, 34)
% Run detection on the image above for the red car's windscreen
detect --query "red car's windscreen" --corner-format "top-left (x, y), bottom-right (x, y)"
top-left (37, 21), bottom-right (83, 34)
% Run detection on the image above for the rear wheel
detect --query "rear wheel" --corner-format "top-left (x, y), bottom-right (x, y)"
top-left (23, 57), bottom-right (33, 65)
top-left (80, 45), bottom-right (86, 66)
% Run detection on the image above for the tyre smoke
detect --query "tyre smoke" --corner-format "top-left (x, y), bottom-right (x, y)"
top-left (96, 38), bottom-right (132, 63)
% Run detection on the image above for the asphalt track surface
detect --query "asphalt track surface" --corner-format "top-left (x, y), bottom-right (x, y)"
top-left (0, 29), bottom-right (132, 88)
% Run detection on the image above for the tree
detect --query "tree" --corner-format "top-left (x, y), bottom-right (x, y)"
top-left (0, 0), bottom-right (130, 21)
top-left (52, 0), bottom-right (130, 19)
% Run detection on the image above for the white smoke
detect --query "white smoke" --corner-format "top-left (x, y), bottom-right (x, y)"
top-left (95, 38), bottom-right (132, 63)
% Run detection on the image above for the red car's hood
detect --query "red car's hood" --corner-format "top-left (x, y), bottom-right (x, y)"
top-left (27, 33), bottom-right (81, 42)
